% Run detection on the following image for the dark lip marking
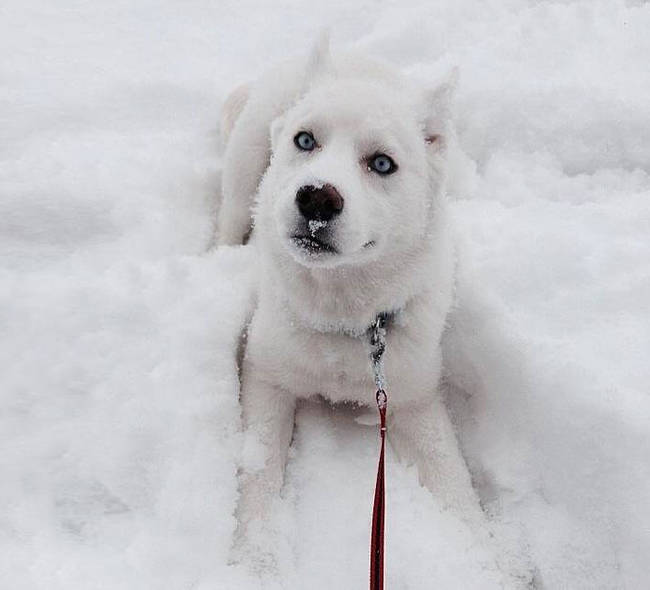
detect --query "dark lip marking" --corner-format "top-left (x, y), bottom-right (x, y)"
top-left (363, 240), bottom-right (376, 249)
top-left (291, 234), bottom-right (338, 254)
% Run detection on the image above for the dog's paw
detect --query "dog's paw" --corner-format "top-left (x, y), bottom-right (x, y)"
top-left (229, 529), bottom-right (280, 577)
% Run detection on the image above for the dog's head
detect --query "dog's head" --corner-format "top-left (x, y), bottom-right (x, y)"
top-left (255, 42), bottom-right (456, 270)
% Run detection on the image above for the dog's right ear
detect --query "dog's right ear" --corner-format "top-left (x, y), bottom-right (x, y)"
top-left (301, 30), bottom-right (332, 92)
top-left (270, 34), bottom-right (330, 155)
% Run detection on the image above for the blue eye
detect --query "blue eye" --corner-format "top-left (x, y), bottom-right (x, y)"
top-left (294, 131), bottom-right (316, 151)
top-left (369, 154), bottom-right (397, 175)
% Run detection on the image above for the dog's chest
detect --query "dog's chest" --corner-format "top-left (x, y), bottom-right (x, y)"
top-left (246, 308), bottom-right (438, 405)
top-left (250, 320), bottom-right (373, 403)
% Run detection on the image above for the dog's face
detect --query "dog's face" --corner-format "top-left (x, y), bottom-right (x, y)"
top-left (255, 76), bottom-right (450, 269)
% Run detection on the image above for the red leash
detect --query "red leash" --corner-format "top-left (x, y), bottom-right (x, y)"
top-left (368, 313), bottom-right (389, 590)
top-left (370, 388), bottom-right (387, 590)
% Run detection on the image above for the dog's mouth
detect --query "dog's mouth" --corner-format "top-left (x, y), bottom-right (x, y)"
top-left (290, 234), bottom-right (338, 255)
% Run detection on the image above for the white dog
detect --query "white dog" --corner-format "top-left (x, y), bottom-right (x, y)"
top-left (220, 37), bottom-right (485, 569)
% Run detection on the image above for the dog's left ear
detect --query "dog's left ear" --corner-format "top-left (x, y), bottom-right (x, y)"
top-left (422, 67), bottom-right (459, 149)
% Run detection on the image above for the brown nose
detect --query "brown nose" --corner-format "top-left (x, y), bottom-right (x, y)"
top-left (295, 184), bottom-right (344, 222)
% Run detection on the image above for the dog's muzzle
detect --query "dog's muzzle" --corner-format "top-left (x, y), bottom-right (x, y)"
top-left (290, 184), bottom-right (343, 256)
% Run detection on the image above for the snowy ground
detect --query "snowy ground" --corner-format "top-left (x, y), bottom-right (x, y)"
top-left (2, 1), bottom-right (649, 588)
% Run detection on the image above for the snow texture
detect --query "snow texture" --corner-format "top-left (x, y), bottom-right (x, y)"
top-left (2, 1), bottom-right (649, 588)
top-left (308, 219), bottom-right (328, 237)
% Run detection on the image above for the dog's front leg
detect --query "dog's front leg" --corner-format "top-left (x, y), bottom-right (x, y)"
top-left (390, 397), bottom-right (483, 523)
top-left (232, 369), bottom-right (296, 569)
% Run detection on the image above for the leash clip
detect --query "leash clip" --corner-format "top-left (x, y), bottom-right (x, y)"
top-left (369, 313), bottom-right (388, 393)
top-left (376, 388), bottom-right (387, 411)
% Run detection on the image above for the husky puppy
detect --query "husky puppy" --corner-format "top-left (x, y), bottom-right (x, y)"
top-left (221, 38), bottom-right (483, 565)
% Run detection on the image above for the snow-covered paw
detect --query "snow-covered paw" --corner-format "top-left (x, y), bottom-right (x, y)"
top-left (229, 522), bottom-right (281, 578)
top-left (229, 543), bottom-right (279, 577)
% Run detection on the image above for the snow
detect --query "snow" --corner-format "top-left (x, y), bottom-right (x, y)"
top-left (2, 1), bottom-right (649, 588)
top-left (308, 219), bottom-right (328, 237)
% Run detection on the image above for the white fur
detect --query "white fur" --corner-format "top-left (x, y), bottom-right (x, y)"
top-left (220, 83), bottom-right (250, 148)
top-left (221, 41), bottom-right (486, 572)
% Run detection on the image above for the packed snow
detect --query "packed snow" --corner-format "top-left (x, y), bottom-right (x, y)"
top-left (2, 1), bottom-right (649, 588)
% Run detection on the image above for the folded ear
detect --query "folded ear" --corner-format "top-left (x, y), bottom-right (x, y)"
top-left (301, 29), bottom-right (332, 91)
top-left (422, 67), bottom-right (459, 148)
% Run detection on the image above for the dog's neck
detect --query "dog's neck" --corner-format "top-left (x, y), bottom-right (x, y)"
top-left (260, 231), bottom-right (439, 336)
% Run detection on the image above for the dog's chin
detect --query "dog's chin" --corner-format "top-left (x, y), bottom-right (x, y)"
top-left (284, 232), bottom-right (381, 269)
top-left (287, 234), bottom-right (341, 267)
